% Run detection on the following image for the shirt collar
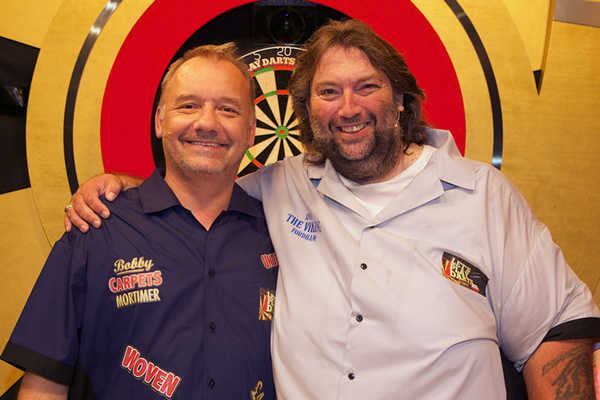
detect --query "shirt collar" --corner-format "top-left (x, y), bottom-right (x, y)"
top-left (138, 169), bottom-right (180, 213)
top-left (305, 128), bottom-right (475, 191)
top-left (138, 169), bottom-right (264, 219)
top-left (427, 129), bottom-right (475, 191)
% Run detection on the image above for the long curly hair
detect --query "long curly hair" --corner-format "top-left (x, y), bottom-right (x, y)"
top-left (288, 19), bottom-right (429, 164)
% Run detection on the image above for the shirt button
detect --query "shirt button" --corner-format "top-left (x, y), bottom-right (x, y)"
top-left (348, 372), bottom-right (355, 380)
top-left (208, 378), bottom-right (215, 387)
top-left (209, 322), bottom-right (216, 331)
top-left (208, 269), bottom-right (215, 278)
top-left (356, 315), bottom-right (363, 322)
top-left (360, 263), bottom-right (367, 270)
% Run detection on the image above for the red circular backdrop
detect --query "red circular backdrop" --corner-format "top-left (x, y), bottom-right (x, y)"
top-left (101, 0), bottom-right (465, 177)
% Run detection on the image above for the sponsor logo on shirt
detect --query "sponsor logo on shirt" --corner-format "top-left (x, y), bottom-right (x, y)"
top-left (441, 252), bottom-right (489, 297)
top-left (286, 212), bottom-right (321, 242)
top-left (259, 288), bottom-right (275, 321)
top-left (260, 252), bottom-right (278, 269)
top-left (108, 256), bottom-right (163, 308)
top-left (121, 345), bottom-right (181, 398)
top-left (250, 380), bottom-right (265, 400)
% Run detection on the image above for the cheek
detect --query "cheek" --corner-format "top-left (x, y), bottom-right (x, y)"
top-left (225, 121), bottom-right (252, 142)
top-left (309, 100), bottom-right (336, 122)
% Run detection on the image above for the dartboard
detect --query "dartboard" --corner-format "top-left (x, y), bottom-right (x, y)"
top-left (238, 46), bottom-right (305, 177)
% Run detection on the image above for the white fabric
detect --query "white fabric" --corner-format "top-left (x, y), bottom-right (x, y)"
top-left (338, 144), bottom-right (436, 219)
top-left (238, 128), bottom-right (600, 399)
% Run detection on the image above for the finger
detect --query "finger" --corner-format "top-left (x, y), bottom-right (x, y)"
top-left (103, 175), bottom-right (126, 202)
top-left (69, 192), bottom-right (102, 229)
top-left (83, 193), bottom-right (111, 220)
top-left (65, 201), bottom-right (89, 233)
top-left (64, 213), bottom-right (72, 232)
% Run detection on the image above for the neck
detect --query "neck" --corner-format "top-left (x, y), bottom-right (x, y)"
top-left (334, 143), bottom-right (424, 184)
top-left (385, 143), bottom-right (424, 181)
top-left (164, 168), bottom-right (236, 230)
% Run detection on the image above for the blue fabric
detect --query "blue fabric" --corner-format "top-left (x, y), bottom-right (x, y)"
top-left (2, 169), bottom-right (278, 399)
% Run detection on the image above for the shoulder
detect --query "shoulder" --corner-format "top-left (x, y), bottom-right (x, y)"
top-left (236, 154), bottom-right (308, 199)
top-left (99, 186), bottom-right (143, 217)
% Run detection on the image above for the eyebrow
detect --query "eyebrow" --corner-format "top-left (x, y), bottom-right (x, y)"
top-left (173, 94), bottom-right (245, 109)
top-left (313, 73), bottom-right (385, 87)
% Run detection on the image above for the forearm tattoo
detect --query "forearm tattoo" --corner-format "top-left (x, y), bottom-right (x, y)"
top-left (542, 344), bottom-right (594, 399)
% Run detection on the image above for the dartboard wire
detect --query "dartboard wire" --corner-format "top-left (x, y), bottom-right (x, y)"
top-left (237, 154), bottom-right (255, 174)
top-left (255, 105), bottom-right (279, 130)
top-left (265, 94), bottom-right (281, 125)
top-left (255, 70), bottom-right (278, 116)
top-left (282, 93), bottom-right (296, 128)
top-left (285, 131), bottom-right (303, 151)
top-left (254, 126), bottom-right (278, 140)
top-left (251, 91), bottom-right (291, 165)
top-left (266, 140), bottom-right (283, 165)
top-left (239, 132), bottom-right (279, 172)
top-left (244, 54), bottom-right (302, 170)
top-left (252, 137), bottom-right (280, 167)
top-left (251, 129), bottom-right (279, 152)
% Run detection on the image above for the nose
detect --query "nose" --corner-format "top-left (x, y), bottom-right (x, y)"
top-left (193, 106), bottom-right (218, 133)
top-left (339, 90), bottom-right (361, 118)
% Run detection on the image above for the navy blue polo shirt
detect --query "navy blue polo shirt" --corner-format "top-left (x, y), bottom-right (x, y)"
top-left (2, 169), bottom-right (278, 399)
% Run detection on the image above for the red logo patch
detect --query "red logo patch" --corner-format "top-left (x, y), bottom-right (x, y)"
top-left (260, 252), bottom-right (278, 269)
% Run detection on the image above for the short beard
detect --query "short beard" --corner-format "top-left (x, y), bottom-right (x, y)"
top-left (162, 136), bottom-right (243, 178)
top-left (310, 101), bottom-right (404, 184)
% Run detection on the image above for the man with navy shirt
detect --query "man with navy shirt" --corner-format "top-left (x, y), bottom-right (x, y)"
top-left (1, 43), bottom-right (278, 399)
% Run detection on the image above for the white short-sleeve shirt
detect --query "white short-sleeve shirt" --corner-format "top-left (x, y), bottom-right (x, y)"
top-left (238, 128), bottom-right (600, 399)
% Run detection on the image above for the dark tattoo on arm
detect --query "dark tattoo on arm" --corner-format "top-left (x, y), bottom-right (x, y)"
top-left (541, 344), bottom-right (594, 399)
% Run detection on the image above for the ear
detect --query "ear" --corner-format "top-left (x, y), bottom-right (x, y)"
top-left (396, 93), bottom-right (405, 113)
top-left (155, 107), bottom-right (164, 138)
top-left (248, 118), bottom-right (257, 148)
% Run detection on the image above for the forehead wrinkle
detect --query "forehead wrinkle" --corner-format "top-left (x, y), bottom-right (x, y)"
top-left (312, 75), bottom-right (389, 97)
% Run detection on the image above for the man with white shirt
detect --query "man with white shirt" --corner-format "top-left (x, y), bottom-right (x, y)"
top-left (65, 19), bottom-right (600, 399)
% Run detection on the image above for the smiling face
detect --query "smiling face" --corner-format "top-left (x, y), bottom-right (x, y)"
top-left (155, 56), bottom-right (255, 181)
top-left (308, 45), bottom-right (405, 183)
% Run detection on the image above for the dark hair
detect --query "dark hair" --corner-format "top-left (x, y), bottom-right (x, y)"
top-left (288, 19), bottom-right (428, 162)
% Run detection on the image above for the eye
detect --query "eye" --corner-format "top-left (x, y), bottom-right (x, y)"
top-left (357, 83), bottom-right (380, 95)
top-left (177, 103), bottom-right (197, 111)
top-left (220, 106), bottom-right (241, 115)
top-left (316, 87), bottom-right (341, 100)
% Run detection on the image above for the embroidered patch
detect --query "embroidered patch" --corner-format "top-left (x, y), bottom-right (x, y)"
top-left (259, 288), bottom-right (275, 321)
top-left (260, 252), bottom-right (278, 269)
top-left (441, 252), bottom-right (489, 297)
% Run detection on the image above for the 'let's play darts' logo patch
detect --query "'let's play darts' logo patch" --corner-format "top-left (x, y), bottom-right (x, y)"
top-left (441, 252), bottom-right (489, 297)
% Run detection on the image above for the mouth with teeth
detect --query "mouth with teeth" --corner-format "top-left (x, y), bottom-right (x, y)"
top-left (337, 122), bottom-right (370, 134)
top-left (187, 141), bottom-right (225, 147)
top-left (183, 138), bottom-right (229, 149)
top-left (333, 118), bottom-right (373, 138)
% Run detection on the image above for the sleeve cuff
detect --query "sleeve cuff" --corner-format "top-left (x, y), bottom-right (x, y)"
top-left (1, 342), bottom-right (74, 385)
top-left (543, 317), bottom-right (600, 342)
